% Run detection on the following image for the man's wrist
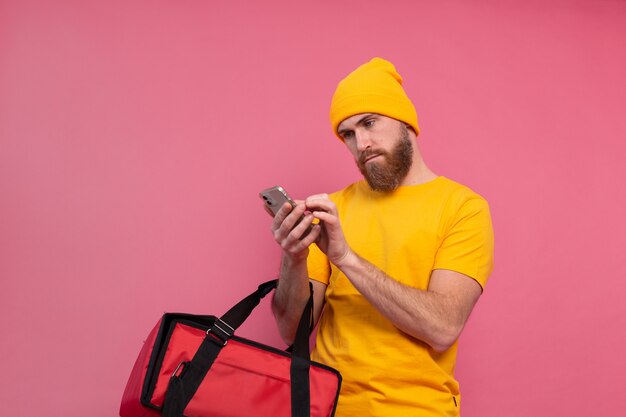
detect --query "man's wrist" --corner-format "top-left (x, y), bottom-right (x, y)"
top-left (282, 248), bottom-right (309, 265)
top-left (332, 248), bottom-right (357, 270)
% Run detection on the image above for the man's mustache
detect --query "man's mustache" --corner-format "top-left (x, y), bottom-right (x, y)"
top-left (358, 149), bottom-right (386, 165)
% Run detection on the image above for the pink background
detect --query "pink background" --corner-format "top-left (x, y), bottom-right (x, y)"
top-left (1, 1), bottom-right (625, 416)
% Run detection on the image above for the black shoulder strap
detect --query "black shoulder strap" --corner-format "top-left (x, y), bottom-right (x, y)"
top-left (290, 285), bottom-right (313, 417)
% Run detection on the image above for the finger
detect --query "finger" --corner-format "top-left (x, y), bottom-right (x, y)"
top-left (288, 223), bottom-right (321, 254)
top-left (282, 213), bottom-right (314, 244)
top-left (311, 210), bottom-right (338, 224)
top-left (305, 196), bottom-right (335, 213)
top-left (304, 193), bottom-right (330, 205)
top-left (283, 203), bottom-right (307, 230)
top-left (298, 223), bottom-right (322, 247)
top-left (305, 193), bottom-right (330, 200)
top-left (274, 204), bottom-right (307, 241)
top-left (280, 217), bottom-right (317, 253)
top-left (271, 202), bottom-right (297, 231)
top-left (291, 213), bottom-right (315, 239)
top-left (271, 202), bottom-right (292, 226)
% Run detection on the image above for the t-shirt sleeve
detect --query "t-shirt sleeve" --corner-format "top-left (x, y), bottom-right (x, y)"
top-left (433, 194), bottom-right (494, 289)
top-left (307, 242), bottom-right (331, 285)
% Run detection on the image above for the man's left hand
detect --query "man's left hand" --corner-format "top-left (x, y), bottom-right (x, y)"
top-left (305, 194), bottom-right (351, 266)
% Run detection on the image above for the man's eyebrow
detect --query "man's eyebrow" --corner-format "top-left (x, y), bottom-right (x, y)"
top-left (338, 114), bottom-right (376, 135)
top-left (354, 113), bottom-right (375, 126)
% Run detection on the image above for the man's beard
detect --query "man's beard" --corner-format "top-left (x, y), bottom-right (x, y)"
top-left (356, 125), bottom-right (413, 192)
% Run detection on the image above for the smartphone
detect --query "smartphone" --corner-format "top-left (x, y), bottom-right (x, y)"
top-left (259, 186), bottom-right (296, 217)
top-left (260, 186), bottom-right (313, 236)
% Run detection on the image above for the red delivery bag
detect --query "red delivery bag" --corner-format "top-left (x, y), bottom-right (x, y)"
top-left (120, 280), bottom-right (341, 417)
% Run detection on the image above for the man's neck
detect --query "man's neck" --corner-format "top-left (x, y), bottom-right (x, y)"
top-left (400, 153), bottom-right (437, 187)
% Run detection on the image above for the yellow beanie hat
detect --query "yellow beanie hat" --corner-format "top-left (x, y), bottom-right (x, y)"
top-left (329, 57), bottom-right (419, 139)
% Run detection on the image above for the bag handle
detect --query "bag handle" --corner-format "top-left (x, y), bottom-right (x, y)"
top-left (162, 279), bottom-right (314, 417)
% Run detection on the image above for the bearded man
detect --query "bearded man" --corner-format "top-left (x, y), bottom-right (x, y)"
top-left (270, 58), bottom-right (494, 417)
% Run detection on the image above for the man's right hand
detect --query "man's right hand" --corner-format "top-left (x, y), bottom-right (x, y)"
top-left (271, 201), bottom-right (321, 261)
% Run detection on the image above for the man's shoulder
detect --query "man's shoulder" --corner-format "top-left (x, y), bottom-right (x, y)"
top-left (435, 177), bottom-right (491, 220)
top-left (329, 180), bottom-right (365, 200)
top-left (437, 176), bottom-right (488, 203)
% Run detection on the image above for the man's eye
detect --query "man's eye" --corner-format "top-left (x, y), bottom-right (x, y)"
top-left (342, 131), bottom-right (354, 140)
top-left (364, 119), bottom-right (375, 127)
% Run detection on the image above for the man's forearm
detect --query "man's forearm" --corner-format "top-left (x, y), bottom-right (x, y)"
top-left (335, 250), bottom-right (468, 352)
top-left (271, 253), bottom-right (311, 345)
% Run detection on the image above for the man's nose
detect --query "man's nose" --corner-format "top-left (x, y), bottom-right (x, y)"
top-left (355, 129), bottom-right (372, 152)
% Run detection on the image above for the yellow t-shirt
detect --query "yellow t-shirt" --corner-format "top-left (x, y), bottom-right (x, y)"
top-left (307, 176), bottom-right (494, 417)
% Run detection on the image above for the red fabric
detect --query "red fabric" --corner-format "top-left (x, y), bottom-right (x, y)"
top-left (187, 335), bottom-right (340, 417)
top-left (119, 319), bottom-right (162, 417)
top-left (150, 323), bottom-right (205, 406)
top-left (121, 321), bottom-right (340, 417)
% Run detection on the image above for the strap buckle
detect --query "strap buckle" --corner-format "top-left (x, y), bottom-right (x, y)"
top-left (206, 318), bottom-right (235, 346)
